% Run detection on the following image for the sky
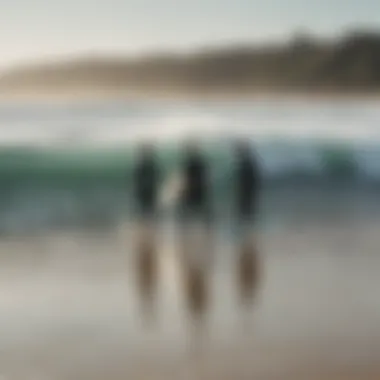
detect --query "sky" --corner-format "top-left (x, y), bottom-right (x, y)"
top-left (0, 0), bottom-right (379, 67)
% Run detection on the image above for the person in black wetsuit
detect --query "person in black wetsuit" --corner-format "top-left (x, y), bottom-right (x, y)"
top-left (179, 141), bottom-right (211, 223)
top-left (132, 143), bottom-right (161, 323)
top-left (234, 140), bottom-right (260, 224)
top-left (233, 141), bottom-right (261, 310)
top-left (132, 143), bottom-right (160, 220)
top-left (178, 142), bottom-right (214, 327)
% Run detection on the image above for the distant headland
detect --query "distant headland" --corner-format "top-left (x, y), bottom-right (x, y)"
top-left (1, 30), bottom-right (380, 100)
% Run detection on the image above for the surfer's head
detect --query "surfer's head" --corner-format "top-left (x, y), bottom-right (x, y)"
top-left (236, 139), bottom-right (251, 158)
top-left (183, 138), bottom-right (202, 158)
top-left (138, 141), bottom-right (155, 160)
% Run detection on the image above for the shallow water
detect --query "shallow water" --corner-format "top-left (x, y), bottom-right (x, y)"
top-left (1, 99), bottom-right (380, 234)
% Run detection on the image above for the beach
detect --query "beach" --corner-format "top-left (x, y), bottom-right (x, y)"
top-left (0, 218), bottom-right (379, 379)
top-left (0, 98), bottom-right (379, 379)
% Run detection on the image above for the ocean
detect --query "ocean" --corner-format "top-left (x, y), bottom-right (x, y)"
top-left (1, 98), bottom-right (380, 379)
top-left (1, 98), bottom-right (380, 235)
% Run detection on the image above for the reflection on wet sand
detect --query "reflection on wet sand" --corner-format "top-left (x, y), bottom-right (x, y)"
top-left (177, 224), bottom-right (214, 326)
top-left (132, 220), bottom-right (262, 331)
top-left (235, 233), bottom-right (260, 309)
top-left (134, 222), bottom-right (159, 325)
top-left (181, 254), bottom-right (209, 325)
top-left (2, 222), bottom-right (380, 379)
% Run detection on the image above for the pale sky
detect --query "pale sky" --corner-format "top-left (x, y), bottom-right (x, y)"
top-left (0, 0), bottom-right (379, 67)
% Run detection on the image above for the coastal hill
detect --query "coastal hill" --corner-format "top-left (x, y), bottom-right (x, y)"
top-left (1, 30), bottom-right (380, 96)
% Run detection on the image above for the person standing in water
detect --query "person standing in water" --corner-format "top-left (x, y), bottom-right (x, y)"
top-left (179, 141), bottom-right (212, 224)
top-left (132, 142), bottom-right (160, 222)
top-left (234, 140), bottom-right (260, 226)
top-left (234, 140), bottom-right (261, 309)
top-left (177, 141), bottom-right (214, 328)
top-left (131, 142), bottom-right (161, 324)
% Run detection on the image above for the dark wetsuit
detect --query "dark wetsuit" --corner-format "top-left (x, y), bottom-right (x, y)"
top-left (180, 153), bottom-right (210, 221)
top-left (133, 155), bottom-right (160, 218)
top-left (235, 151), bottom-right (260, 223)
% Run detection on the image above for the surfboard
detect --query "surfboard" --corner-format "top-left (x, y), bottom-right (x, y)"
top-left (159, 171), bottom-right (185, 209)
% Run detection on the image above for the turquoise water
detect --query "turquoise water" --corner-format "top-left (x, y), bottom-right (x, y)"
top-left (0, 100), bottom-right (379, 234)
top-left (1, 101), bottom-right (380, 380)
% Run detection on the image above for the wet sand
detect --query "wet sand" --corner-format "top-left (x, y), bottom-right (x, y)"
top-left (0, 221), bottom-right (380, 379)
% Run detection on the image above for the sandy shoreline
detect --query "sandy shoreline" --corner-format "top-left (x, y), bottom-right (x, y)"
top-left (0, 221), bottom-right (379, 379)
